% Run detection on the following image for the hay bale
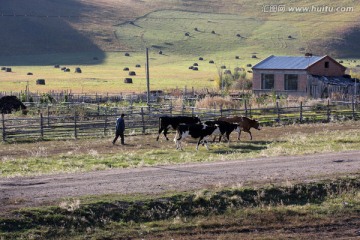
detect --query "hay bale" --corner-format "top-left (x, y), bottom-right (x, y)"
top-left (194, 27), bottom-right (198, 31)
top-left (192, 67), bottom-right (198, 71)
top-left (209, 60), bottom-right (214, 64)
top-left (199, 57), bottom-right (204, 60)
top-left (211, 30), bottom-right (216, 34)
top-left (6, 68), bottom-right (12, 72)
top-left (54, 64), bottom-right (60, 68)
top-left (221, 65), bottom-right (226, 69)
top-left (1, 67), bottom-right (6, 71)
top-left (193, 63), bottom-right (198, 66)
top-left (236, 33), bottom-right (241, 37)
top-left (125, 52), bottom-right (130, 56)
top-left (27, 72), bottom-right (33, 75)
top-left (339, 61), bottom-right (344, 63)
top-left (123, 67), bottom-right (129, 71)
top-left (36, 79), bottom-right (45, 85)
top-left (135, 64), bottom-right (141, 68)
top-left (251, 55), bottom-right (257, 58)
top-left (246, 64), bottom-right (252, 67)
top-left (75, 67), bottom-right (82, 73)
top-left (129, 71), bottom-right (136, 76)
top-left (158, 50), bottom-right (163, 54)
top-left (305, 53), bottom-right (313, 57)
top-left (189, 66), bottom-right (194, 69)
top-left (124, 78), bottom-right (133, 84)
top-left (247, 70), bottom-right (253, 73)
top-left (185, 32), bottom-right (190, 36)
top-left (64, 68), bottom-right (70, 72)
top-left (235, 56), bottom-right (239, 59)
top-left (61, 67), bottom-right (66, 71)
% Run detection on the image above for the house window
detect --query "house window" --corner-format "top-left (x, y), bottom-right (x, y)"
top-left (325, 61), bottom-right (329, 68)
top-left (261, 74), bottom-right (274, 89)
top-left (284, 74), bottom-right (298, 91)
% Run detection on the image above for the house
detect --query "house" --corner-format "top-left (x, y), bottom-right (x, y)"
top-left (252, 55), bottom-right (358, 98)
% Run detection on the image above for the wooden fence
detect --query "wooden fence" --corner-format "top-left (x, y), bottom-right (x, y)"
top-left (1, 101), bottom-right (359, 142)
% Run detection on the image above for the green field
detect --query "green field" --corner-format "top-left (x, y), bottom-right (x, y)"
top-left (1, 0), bottom-right (360, 94)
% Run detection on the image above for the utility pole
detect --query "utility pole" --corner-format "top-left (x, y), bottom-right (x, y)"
top-left (146, 48), bottom-right (150, 105)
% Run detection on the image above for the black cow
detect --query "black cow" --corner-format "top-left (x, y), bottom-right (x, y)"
top-left (156, 116), bottom-right (201, 141)
top-left (204, 120), bottom-right (240, 143)
top-left (0, 96), bottom-right (27, 114)
top-left (174, 123), bottom-right (220, 150)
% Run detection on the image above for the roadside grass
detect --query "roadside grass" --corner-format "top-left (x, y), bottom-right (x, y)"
top-left (1, 126), bottom-right (360, 177)
top-left (1, 176), bottom-right (359, 239)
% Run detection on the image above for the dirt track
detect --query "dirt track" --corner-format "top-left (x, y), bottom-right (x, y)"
top-left (1, 150), bottom-right (359, 214)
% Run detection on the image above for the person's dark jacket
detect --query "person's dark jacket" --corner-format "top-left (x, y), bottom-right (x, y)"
top-left (116, 117), bottom-right (125, 133)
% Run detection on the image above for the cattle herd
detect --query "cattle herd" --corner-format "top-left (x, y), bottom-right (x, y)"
top-left (156, 115), bottom-right (261, 150)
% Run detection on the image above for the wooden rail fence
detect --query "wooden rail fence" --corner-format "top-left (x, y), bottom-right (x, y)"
top-left (1, 102), bottom-right (359, 142)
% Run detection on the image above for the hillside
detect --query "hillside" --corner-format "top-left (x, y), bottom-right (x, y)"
top-left (1, 0), bottom-right (360, 61)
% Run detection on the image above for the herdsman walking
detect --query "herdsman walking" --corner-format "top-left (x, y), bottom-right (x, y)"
top-left (112, 113), bottom-right (125, 145)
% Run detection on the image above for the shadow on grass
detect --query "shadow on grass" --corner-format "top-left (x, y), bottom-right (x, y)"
top-left (211, 141), bottom-right (273, 154)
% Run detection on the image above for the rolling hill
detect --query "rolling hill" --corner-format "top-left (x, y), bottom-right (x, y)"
top-left (1, 0), bottom-right (360, 93)
top-left (1, 0), bottom-right (360, 60)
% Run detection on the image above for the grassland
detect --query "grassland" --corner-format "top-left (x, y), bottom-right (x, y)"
top-left (1, 0), bottom-right (360, 94)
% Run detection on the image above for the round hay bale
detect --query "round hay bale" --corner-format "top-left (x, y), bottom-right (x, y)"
top-left (194, 27), bottom-right (198, 31)
top-left (288, 35), bottom-right (292, 39)
top-left (220, 65), bottom-right (226, 69)
top-left (64, 68), bottom-right (70, 72)
top-left (209, 60), bottom-right (214, 64)
top-left (236, 33), bottom-right (241, 37)
top-left (199, 57), bottom-right (204, 61)
top-left (123, 67), bottom-right (129, 71)
top-left (339, 61), bottom-right (344, 64)
top-left (235, 56), bottom-right (240, 59)
top-left (61, 67), bottom-right (66, 71)
top-left (129, 71), bottom-right (136, 76)
top-left (193, 63), bottom-right (198, 66)
top-left (135, 64), bottom-right (141, 68)
top-left (246, 64), bottom-right (252, 67)
top-left (185, 32), bottom-right (190, 36)
top-left (125, 52), bottom-right (130, 56)
top-left (211, 30), bottom-right (216, 34)
top-left (189, 66), bottom-right (194, 69)
top-left (252, 55), bottom-right (257, 58)
top-left (192, 67), bottom-right (198, 71)
top-left (1, 67), bottom-right (6, 71)
top-left (27, 72), bottom-right (33, 75)
top-left (247, 70), bottom-right (253, 73)
top-left (54, 64), bottom-right (60, 68)
top-left (36, 79), bottom-right (45, 85)
top-left (6, 68), bottom-right (12, 72)
top-left (124, 78), bottom-right (133, 84)
top-left (75, 67), bottom-right (82, 73)
top-left (305, 52), bottom-right (313, 57)
top-left (158, 50), bottom-right (163, 54)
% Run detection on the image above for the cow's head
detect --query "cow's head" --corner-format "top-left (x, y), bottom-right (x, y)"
top-left (193, 116), bottom-right (201, 124)
top-left (253, 119), bottom-right (261, 130)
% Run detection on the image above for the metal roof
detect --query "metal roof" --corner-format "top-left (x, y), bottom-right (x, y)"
top-left (252, 55), bottom-right (325, 70)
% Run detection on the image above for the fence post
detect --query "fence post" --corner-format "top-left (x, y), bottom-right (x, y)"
top-left (1, 113), bottom-right (5, 142)
top-left (74, 110), bottom-right (78, 139)
top-left (141, 107), bottom-right (146, 134)
top-left (327, 99), bottom-right (331, 122)
top-left (244, 100), bottom-right (248, 117)
top-left (220, 106), bottom-right (223, 117)
top-left (276, 101), bottom-right (280, 123)
top-left (47, 105), bottom-right (50, 127)
top-left (299, 101), bottom-right (303, 123)
top-left (40, 113), bottom-right (44, 138)
top-left (352, 97), bottom-right (356, 120)
top-left (104, 107), bottom-right (108, 136)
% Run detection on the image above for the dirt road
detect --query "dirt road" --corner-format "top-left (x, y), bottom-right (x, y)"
top-left (1, 150), bottom-right (359, 213)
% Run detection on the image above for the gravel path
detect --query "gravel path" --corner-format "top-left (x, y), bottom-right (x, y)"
top-left (1, 150), bottom-right (359, 213)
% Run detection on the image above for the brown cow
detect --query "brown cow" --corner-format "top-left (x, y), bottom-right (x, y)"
top-left (218, 116), bottom-right (260, 140)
